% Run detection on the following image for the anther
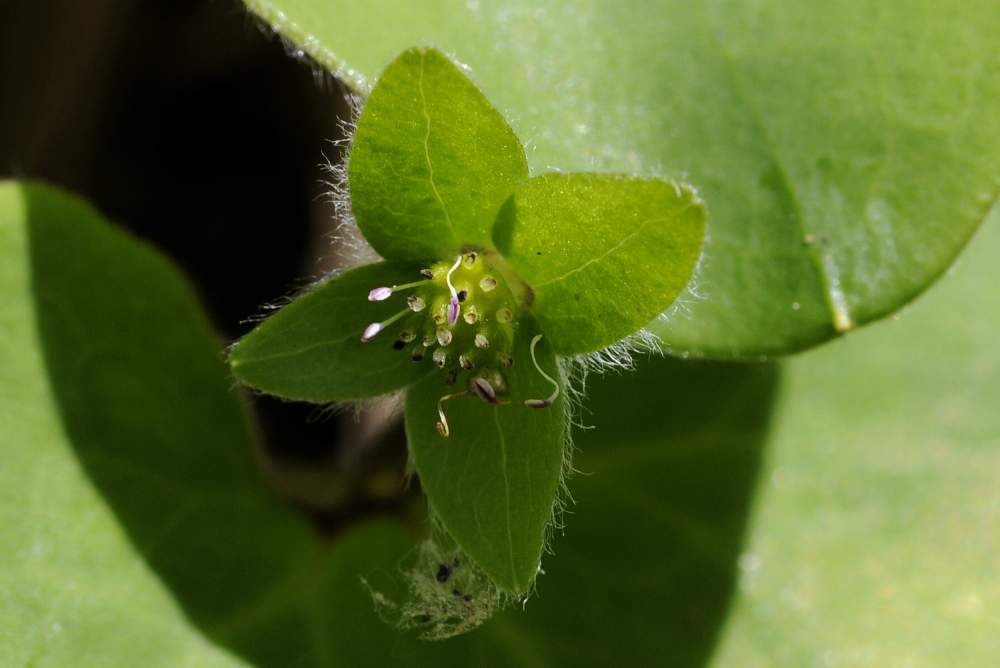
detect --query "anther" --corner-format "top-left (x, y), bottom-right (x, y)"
top-left (368, 287), bottom-right (393, 302)
top-left (436, 327), bottom-right (453, 347)
top-left (470, 377), bottom-right (498, 404)
top-left (498, 352), bottom-right (514, 368)
top-left (489, 370), bottom-right (508, 394)
top-left (433, 348), bottom-right (448, 368)
top-left (361, 322), bottom-right (382, 342)
top-left (411, 346), bottom-right (425, 362)
top-left (524, 335), bottom-right (561, 409)
top-left (399, 330), bottom-right (416, 343)
top-left (422, 335), bottom-right (435, 347)
top-left (445, 255), bottom-right (462, 326)
top-left (463, 306), bottom-right (480, 324)
top-left (360, 307), bottom-right (410, 343)
top-left (463, 251), bottom-right (478, 268)
top-left (496, 307), bottom-right (513, 323)
top-left (436, 390), bottom-right (469, 438)
top-left (407, 294), bottom-right (426, 312)
top-left (420, 268), bottom-right (435, 279)
top-left (368, 279), bottom-right (429, 302)
top-left (459, 354), bottom-right (475, 370)
top-left (474, 333), bottom-right (490, 349)
top-left (479, 275), bottom-right (497, 292)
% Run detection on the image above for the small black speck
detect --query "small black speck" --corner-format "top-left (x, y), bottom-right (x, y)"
top-left (436, 563), bottom-right (453, 583)
top-left (536, 251), bottom-right (542, 256)
top-left (451, 588), bottom-right (464, 598)
top-left (392, 339), bottom-right (406, 350)
top-left (411, 353), bottom-right (424, 362)
top-left (463, 595), bottom-right (472, 603)
top-left (457, 290), bottom-right (468, 302)
top-left (574, 294), bottom-right (581, 301)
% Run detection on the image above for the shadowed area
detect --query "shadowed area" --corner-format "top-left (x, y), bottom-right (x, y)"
top-left (461, 356), bottom-right (779, 667)
top-left (20, 183), bottom-right (429, 667)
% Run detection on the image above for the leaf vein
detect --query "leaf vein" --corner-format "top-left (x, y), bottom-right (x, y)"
top-left (535, 208), bottom-right (693, 289)
top-left (417, 51), bottom-right (456, 241)
top-left (492, 407), bottom-right (518, 587)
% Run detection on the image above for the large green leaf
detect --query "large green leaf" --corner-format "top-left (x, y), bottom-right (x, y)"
top-left (349, 47), bottom-right (528, 260)
top-left (708, 206), bottom-right (1000, 664)
top-left (0, 181), bottom-right (442, 667)
top-left (493, 173), bottom-right (706, 355)
top-left (405, 315), bottom-right (565, 594)
top-left (229, 261), bottom-right (434, 402)
top-left (244, 0), bottom-right (1000, 357)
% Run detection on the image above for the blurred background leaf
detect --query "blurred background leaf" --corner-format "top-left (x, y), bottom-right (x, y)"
top-left (246, 0), bottom-right (1000, 358)
top-left (0, 181), bottom-right (434, 667)
top-left (708, 206), bottom-right (1000, 665)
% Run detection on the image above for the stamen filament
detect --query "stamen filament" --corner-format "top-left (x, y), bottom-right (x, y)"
top-left (436, 390), bottom-right (469, 438)
top-left (524, 334), bottom-right (561, 408)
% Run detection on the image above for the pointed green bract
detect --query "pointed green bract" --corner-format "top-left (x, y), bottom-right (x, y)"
top-left (349, 47), bottom-right (528, 260)
top-left (493, 174), bottom-right (706, 355)
top-left (229, 261), bottom-right (436, 402)
top-left (405, 315), bottom-right (564, 594)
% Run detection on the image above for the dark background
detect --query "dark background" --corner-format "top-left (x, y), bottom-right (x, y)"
top-left (1, 0), bottom-right (410, 529)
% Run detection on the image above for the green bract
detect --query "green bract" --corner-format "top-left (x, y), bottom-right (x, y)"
top-left (230, 47), bottom-right (706, 600)
top-left (349, 48), bottom-right (528, 259)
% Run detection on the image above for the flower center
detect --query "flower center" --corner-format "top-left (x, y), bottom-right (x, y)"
top-left (364, 250), bottom-right (542, 437)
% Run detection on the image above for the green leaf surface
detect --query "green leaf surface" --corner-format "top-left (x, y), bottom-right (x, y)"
top-left (709, 206), bottom-right (1000, 665)
top-left (245, 0), bottom-right (1000, 357)
top-left (0, 181), bottom-right (443, 667)
top-left (405, 315), bottom-right (565, 594)
top-left (229, 261), bottom-right (434, 402)
top-left (493, 173), bottom-right (706, 355)
top-left (349, 47), bottom-right (528, 260)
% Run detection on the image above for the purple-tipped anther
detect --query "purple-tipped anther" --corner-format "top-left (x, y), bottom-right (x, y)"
top-left (361, 322), bottom-right (382, 342)
top-left (444, 254), bottom-right (463, 326)
top-left (368, 286), bottom-right (393, 302)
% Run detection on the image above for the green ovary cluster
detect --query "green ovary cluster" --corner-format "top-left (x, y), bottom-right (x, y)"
top-left (363, 251), bottom-right (521, 436)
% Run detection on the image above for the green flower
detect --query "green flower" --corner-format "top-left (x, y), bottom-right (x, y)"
top-left (229, 47), bottom-right (705, 600)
